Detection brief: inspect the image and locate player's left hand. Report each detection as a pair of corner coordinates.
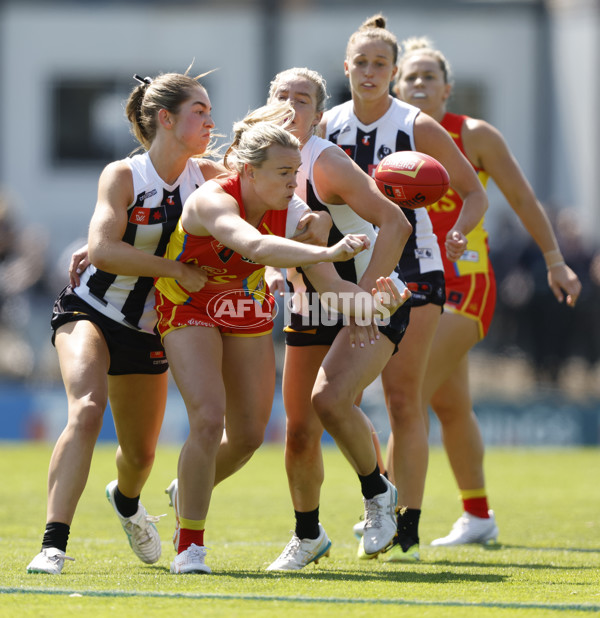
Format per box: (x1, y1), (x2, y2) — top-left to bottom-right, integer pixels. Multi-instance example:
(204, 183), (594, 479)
(265, 266), (286, 296)
(547, 263), (581, 307)
(347, 318), (379, 349)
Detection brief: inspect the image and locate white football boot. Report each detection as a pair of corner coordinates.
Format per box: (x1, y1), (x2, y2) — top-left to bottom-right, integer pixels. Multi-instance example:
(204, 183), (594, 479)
(361, 475), (398, 556)
(266, 524), (331, 571)
(27, 548), (74, 574)
(170, 543), (211, 574)
(431, 510), (499, 546)
(106, 480), (162, 564)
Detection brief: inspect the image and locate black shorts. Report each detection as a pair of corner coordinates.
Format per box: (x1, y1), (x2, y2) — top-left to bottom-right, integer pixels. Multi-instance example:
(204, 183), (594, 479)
(51, 286), (168, 376)
(405, 270), (446, 309)
(284, 299), (411, 353)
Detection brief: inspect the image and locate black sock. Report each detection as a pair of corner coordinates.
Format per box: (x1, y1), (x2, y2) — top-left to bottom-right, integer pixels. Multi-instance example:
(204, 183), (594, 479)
(397, 508), (421, 550)
(114, 486), (140, 518)
(294, 507), (320, 540)
(41, 522), (70, 553)
(358, 464), (387, 499)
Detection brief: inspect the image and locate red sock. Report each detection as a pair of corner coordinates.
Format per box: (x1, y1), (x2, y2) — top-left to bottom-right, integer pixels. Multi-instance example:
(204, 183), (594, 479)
(462, 495), (490, 519)
(178, 528), (205, 553)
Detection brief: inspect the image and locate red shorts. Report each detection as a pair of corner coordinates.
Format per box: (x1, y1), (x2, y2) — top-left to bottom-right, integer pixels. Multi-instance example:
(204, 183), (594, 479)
(443, 270), (496, 339)
(155, 290), (275, 339)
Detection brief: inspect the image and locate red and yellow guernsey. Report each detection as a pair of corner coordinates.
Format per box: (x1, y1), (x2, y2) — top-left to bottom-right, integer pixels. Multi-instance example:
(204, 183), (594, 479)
(155, 174), (293, 316)
(427, 112), (491, 279)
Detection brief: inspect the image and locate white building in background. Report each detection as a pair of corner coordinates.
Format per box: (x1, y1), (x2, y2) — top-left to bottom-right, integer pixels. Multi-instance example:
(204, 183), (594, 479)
(0, 0), (598, 271)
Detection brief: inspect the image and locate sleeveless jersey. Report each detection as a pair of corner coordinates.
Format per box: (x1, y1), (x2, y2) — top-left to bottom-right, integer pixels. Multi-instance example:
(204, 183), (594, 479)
(74, 153), (206, 334)
(426, 112), (491, 278)
(325, 99), (443, 281)
(286, 135), (405, 327)
(155, 174), (309, 310)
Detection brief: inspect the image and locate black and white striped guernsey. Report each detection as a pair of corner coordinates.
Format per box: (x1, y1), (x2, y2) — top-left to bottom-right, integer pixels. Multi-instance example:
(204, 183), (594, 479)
(74, 153), (206, 334)
(324, 99), (443, 282)
(286, 134), (406, 322)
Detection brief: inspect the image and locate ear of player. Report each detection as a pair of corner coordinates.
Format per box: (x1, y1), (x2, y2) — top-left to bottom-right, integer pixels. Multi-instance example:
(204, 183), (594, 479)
(374, 151), (450, 209)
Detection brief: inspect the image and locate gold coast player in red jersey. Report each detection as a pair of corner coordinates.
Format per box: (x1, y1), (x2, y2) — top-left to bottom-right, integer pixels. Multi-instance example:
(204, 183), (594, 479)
(394, 37), (581, 545)
(157, 104), (409, 574)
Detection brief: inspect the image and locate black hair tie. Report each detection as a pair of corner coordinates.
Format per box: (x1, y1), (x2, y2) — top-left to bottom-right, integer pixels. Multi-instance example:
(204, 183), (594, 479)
(133, 74), (153, 86)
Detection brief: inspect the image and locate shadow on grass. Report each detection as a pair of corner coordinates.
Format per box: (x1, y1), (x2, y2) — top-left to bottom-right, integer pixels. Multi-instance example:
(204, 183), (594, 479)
(156, 568), (509, 584)
(493, 543), (600, 554)
(430, 559), (597, 571)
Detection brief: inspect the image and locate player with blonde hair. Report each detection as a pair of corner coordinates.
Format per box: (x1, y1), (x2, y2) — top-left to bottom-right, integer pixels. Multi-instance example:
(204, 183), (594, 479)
(156, 103), (409, 574)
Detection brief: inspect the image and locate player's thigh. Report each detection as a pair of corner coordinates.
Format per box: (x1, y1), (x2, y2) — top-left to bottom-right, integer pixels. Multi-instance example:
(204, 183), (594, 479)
(222, 333), (275, 433)
(317, 326), (394, 404)
(382, 303), (441, 398)
(108, 372), (168, 451)
(163, 326), (226, 426)
(423, 311), (479, 405)
(54, 320), (110, 407)
(282, 345), (328, 430)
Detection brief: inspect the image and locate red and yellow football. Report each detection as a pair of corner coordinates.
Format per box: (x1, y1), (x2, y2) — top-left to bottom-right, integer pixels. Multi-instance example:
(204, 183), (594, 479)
(374, 151), (450, 209)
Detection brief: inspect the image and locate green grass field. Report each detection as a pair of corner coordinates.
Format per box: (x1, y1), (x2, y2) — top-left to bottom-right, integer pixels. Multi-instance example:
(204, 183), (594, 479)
(1, 442), (598, 617)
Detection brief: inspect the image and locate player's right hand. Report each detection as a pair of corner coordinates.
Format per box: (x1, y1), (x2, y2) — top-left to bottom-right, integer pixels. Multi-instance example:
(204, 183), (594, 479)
(329, 234), (370, 262)
(69, 244), (90, 287)
(372, 276), (411, 317)
(177, 262), (208, 292)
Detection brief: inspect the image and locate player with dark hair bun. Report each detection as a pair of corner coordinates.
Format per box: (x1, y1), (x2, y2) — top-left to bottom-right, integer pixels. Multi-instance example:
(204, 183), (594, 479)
(323, 14), (488, 561)
(27, 70), (219, 574)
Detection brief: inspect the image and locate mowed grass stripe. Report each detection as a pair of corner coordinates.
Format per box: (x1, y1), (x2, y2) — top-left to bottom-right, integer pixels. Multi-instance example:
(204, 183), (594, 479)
(2, 587), (600, 612)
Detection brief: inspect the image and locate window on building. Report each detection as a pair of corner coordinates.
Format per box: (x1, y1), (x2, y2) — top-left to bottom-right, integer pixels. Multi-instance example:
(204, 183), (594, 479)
(51, 78), (139, 165)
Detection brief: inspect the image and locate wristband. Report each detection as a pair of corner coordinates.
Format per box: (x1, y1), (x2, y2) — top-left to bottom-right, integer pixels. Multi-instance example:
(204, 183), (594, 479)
(543, 249), (564, 270)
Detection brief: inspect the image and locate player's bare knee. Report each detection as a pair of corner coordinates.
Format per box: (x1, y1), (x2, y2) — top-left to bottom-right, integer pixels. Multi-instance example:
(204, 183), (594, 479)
(188, 411), (224, 446)
(120, 448), (155, 471)
(311, 387), (348, 428)
(230, 426), (265, 456)
(68, 399), (105, 437)
(286, 424), (321, 454)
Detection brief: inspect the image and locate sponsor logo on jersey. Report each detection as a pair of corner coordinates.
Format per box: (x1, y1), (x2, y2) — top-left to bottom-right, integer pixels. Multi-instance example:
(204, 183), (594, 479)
(414, 248), (434, 260)
(407, 281), (432, 295)
(458, 250), (480, 263)
(341, 145), (356, 159)
(201, 265), (228, 277)
(447, 290), (463, 305)
(211, 240), (235, 263)
(139, 189), (157, 201)
(129, 205), (167, 225)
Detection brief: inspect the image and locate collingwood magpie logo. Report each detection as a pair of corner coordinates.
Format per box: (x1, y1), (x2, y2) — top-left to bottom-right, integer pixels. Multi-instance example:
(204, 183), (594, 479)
(377, 145), (392, 160)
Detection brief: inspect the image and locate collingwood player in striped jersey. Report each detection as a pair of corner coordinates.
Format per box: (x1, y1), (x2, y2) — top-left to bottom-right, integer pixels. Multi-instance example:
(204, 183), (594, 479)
(264, 68), (413, 571)
(323, 15), (488, 561)
(27, 71), (219, 575)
